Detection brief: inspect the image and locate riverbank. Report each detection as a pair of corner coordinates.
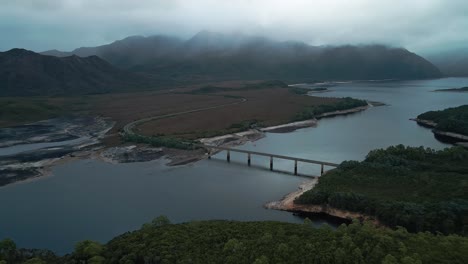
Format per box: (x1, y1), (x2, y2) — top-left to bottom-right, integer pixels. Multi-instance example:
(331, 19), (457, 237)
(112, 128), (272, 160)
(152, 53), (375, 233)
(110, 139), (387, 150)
(411, 118), (468, 143)
(264, 179), (381, 225)
(201, 103), (374, 144)
(0, 101), (377, 187)
(0, 117), (116, 187)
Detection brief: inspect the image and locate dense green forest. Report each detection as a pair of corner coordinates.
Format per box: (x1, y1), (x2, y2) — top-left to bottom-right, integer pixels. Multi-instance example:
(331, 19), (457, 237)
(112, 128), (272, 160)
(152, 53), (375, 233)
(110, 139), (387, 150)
(293, 97), (368, 121)
(296, 145), (468, 235)
(417, 105), (468, 135)
(185, 80), (289, 95)
(2, 217), (468, 263)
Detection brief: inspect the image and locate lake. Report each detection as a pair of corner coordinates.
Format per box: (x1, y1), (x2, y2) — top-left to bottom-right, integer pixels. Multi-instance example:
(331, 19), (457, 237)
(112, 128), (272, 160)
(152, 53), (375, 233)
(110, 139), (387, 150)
(1, 77), (467, 254)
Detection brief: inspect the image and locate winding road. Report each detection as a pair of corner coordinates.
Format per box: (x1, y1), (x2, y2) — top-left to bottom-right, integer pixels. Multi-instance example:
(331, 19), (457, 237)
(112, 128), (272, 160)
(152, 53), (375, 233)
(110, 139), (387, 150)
(123, 97), (247, 136)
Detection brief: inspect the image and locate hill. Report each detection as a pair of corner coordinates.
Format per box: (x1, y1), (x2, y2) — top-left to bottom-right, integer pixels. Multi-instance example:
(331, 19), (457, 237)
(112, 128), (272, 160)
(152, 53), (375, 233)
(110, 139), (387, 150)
(417, 105), (468, 136)
(425, 48), (468, 76)
(2, 219), (468, 263)
(0, 49), (151, 96)
(439, 58), (468, 77)
(42, 31), (443, 82)
(296, 145), (468, 235)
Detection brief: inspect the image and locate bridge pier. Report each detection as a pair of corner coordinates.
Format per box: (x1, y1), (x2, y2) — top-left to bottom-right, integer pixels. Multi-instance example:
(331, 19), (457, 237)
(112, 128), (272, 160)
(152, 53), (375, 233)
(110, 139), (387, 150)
(201, 144), (338, 176)
(294, 160), (298, 175)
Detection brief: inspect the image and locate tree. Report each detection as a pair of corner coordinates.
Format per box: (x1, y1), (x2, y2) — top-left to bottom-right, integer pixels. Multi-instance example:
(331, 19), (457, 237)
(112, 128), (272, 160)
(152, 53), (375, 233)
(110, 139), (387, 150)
(253, 255), (269, 264)
(74, 240), (104, 263)
(0, 238), (16, 262)
(151, 215), (171, 227)
(23, 258), (47, 264)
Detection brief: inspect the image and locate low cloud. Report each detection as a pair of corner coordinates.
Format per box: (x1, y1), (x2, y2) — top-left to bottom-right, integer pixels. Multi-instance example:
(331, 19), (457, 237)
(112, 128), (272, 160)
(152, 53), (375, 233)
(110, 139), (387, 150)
(1, 0), (467, 53)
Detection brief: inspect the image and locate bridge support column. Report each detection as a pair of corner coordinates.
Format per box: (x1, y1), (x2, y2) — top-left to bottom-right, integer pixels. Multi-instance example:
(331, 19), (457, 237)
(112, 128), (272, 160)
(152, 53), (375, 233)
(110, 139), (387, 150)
(294, 160), (298, 175)
(270, 156), (273, 171)
(227, 150), (231, 163)
(208, 149), (211, 159)
(247, 153), (251, 166)
(321, 164), (324, 176)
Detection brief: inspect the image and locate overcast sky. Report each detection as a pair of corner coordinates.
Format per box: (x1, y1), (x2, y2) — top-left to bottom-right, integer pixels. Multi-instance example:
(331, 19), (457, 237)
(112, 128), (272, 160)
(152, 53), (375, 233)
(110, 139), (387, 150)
(1, 0), (467, 54)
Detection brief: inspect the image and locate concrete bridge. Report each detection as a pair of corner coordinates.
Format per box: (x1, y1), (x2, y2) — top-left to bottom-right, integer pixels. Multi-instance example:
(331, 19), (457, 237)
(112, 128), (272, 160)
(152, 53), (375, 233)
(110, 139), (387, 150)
(202, 145), (340, 176)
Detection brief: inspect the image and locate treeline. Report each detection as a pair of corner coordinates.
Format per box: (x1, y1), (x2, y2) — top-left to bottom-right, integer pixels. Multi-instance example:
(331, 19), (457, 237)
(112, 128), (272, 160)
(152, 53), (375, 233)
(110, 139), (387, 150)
(417, 105), (468, 135)
(435, 87), (468, 92)
(185, 80), (288, 95)
(296, 145), (468, 235)
(123, 133), (198, 150)
(294, 97), (368, 121)
(2, 217), (468, 264)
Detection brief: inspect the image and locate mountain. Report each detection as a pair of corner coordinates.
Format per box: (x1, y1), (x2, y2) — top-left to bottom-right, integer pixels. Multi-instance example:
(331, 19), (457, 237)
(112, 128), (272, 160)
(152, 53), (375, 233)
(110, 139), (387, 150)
(424, 48), (468, 77)
(444, 59), (468, 76)
(0, 49), (151, 96)
(42, 32), (443, 82)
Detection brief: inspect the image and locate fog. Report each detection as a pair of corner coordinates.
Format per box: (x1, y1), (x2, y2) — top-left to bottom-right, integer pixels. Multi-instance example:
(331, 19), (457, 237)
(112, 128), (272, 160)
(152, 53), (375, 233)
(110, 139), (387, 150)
(1, 0), (468, 53)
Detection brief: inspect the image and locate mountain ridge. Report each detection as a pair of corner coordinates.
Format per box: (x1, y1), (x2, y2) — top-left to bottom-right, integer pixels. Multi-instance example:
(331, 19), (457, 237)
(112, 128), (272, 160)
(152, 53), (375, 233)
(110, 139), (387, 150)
(0, 48), (152, 96)
(41, 32), (443, 82)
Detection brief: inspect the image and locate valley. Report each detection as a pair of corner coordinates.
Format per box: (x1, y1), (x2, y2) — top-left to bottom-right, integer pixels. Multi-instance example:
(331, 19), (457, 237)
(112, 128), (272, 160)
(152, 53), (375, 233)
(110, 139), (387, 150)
(1, 77), (467, 255)
(3, 1), (468, 263)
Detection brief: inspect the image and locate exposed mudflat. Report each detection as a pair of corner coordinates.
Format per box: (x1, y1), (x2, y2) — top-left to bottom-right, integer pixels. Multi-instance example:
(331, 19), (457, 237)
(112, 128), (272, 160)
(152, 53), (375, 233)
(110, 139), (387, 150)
(100, 145), (164, 164)
(0, 117), (115, 187)
(0, 103), (377, 187)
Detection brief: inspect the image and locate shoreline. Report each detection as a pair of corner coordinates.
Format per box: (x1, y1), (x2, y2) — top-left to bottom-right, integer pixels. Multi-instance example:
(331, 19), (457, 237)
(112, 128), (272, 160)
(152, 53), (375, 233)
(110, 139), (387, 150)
(0, 103), (376, 187)
(411, 118), (468, 143)
(264, 179), (381, 225)
(201, 103), (374, 144)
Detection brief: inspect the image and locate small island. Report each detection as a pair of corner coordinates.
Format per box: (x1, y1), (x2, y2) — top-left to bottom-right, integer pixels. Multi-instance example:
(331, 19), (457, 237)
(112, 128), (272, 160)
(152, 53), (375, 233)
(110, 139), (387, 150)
(434, 86), (468, 92)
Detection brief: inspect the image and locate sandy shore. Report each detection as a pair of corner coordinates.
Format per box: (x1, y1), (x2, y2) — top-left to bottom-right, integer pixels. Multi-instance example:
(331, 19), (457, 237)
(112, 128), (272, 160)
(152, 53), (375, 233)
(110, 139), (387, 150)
(264, 178), (381, 224)
(201, 103), (374, 141)
(261, 120), (317, 133)
(410, 118), (437, 128)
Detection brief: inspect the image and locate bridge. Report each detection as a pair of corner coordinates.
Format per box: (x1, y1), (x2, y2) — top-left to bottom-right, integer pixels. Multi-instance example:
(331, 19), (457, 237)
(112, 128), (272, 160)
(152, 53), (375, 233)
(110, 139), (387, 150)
(202, 145), (340, 176)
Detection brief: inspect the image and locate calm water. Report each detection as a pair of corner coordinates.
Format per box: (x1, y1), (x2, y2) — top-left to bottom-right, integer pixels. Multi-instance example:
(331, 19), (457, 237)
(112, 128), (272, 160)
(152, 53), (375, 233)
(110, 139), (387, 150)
(1, 78), (467, 254)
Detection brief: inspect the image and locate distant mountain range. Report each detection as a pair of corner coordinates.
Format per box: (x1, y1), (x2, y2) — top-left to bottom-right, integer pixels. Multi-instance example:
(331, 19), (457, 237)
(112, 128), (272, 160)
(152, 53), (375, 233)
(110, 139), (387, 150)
(425, 48), (468, 77)
(1, 32), (444, 97)
(42, 31), (442, 82)
(0, 49), (152, 96)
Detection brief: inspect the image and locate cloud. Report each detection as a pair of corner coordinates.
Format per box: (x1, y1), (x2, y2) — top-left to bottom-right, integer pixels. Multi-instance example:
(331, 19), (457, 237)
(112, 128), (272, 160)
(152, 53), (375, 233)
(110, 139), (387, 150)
(1, 0), (467, 53)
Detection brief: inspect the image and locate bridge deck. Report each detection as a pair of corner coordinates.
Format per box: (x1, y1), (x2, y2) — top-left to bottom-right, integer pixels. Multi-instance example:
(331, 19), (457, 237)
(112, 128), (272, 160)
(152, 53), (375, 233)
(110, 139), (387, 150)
(201, 145), (339, 167)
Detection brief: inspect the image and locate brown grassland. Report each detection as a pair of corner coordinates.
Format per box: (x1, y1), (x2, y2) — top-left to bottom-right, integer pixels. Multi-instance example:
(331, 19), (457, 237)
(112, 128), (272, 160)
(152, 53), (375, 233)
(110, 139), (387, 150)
(0, 80), (345, 144)
(137, 88), (340, 139)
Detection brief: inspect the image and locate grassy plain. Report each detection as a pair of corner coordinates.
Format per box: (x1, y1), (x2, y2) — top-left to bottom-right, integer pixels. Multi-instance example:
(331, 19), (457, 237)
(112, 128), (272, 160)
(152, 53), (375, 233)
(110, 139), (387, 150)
(1, 80), (363, 144)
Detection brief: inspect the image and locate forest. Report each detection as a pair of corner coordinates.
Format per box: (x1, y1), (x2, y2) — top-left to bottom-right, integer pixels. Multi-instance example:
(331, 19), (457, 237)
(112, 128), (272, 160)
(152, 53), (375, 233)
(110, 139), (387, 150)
(296, 145), (468, 235)
(2, 217), (468, 264)
(293, 97), (368, 121)
(417, 105), (468, 135)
